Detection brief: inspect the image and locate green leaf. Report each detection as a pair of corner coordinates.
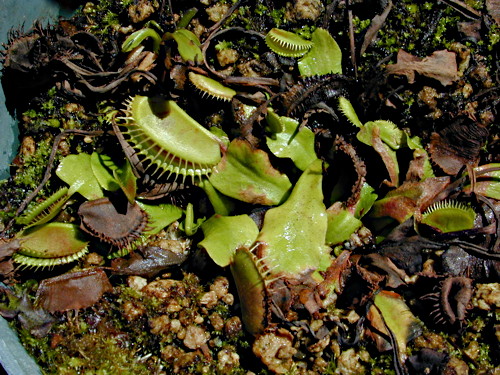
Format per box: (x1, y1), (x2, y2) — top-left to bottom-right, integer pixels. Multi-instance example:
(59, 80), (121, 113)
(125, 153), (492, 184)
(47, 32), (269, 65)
(113, 159), (137, 204)
(256, 159), (331, 277)
(90, 153), (121, 192)
(370, 291), (422, 363)
(137, 201), (183, 235)
(358, 121), (404, 150)
(338, 97), (363, 128)
(265, 28), (313, 57)
(326, 205), (362, 246)
(199, 214), (259, 267)
(56, 154), (103, 200)
(164, 29), (202, 63)
(198, 178), (235, 216)
(472, 163), (500, 200)
(209, 139), (292, 205)
(298, 28), (342, 76)
(122, 28), (161, 53)
(266, 109), (319, 171)
(354, 183), (378, 219)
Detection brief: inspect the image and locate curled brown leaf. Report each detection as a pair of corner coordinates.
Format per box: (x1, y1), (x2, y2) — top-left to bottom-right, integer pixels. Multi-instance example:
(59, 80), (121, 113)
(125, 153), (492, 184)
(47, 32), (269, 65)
(386, 49), (459, 86)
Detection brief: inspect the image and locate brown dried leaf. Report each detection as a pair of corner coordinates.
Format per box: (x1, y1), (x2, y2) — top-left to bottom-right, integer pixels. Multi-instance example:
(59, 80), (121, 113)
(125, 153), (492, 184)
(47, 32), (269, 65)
(386, 49), (459, 86)
(0, 239), (19, 260)
(35, 268), (112, 312)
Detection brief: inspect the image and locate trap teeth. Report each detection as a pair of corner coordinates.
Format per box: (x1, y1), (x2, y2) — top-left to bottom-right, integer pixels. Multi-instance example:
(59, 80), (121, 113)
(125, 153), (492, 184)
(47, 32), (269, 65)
(115, 95), (223, 184)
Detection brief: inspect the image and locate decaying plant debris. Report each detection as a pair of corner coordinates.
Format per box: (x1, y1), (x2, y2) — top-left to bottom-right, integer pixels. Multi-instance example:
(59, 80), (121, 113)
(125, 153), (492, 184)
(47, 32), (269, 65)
(0, 0), (499, 374)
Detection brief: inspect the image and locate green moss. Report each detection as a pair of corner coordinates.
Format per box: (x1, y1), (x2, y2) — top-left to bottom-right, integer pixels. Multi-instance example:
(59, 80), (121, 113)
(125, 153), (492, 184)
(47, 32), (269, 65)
(488, 23), (499, 50)
(353, 17), (371, 33)
(215, 40), (234, 51)
(464, 0), (483, 9)
(406, 3), (418, 14)
(270, 7), (287, 27)
(13, 138), (53, 189)
(294, 24), (316, 40)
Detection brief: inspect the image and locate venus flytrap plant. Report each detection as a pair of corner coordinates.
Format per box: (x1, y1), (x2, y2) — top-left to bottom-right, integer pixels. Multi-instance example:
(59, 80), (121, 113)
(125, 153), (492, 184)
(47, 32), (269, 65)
(199, 160), (331, 333)
(338, 97), (434, 187)
(16, 187), (71, 228)
(188, 72), (236, 102)
(113, 95), (224, 185)
(11, 149), (187, 267)
(419, 200), (476, 233)
(298, 28), (342, 77)
(265, 28), (313, 57)
(164, 29), (203, 64)
(122, 27), (162, 54)
(265, 108), (318, 171)
(13, 223), (90, 268)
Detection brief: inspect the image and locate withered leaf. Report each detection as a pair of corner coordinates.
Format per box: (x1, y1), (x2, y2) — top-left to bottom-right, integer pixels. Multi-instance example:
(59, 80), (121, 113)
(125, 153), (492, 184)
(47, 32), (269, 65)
(0, 238), (19, 260)
(35, 268), (112, 312)
(361, 253), (408, 289)
(386, 49), (459, 86)
(110, 246), (188, 278)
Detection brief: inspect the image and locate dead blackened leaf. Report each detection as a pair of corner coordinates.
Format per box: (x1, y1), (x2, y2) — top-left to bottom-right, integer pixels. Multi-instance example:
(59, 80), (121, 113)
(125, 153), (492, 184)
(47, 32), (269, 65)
(386, 49), (459, 86)
(376, 219), (442, 274)
(111, 246), (188, 278)
(361, 253), (408, 289)
(35, 268), (112, 312)
(407, 348), (449, 374)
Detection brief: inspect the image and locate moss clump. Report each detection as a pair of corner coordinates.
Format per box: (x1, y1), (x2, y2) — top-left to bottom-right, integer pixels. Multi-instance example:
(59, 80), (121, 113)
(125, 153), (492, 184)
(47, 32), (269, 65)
(12, 137), (53, 190)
